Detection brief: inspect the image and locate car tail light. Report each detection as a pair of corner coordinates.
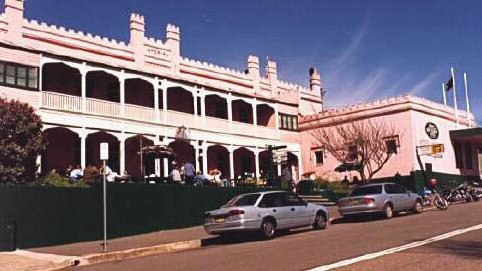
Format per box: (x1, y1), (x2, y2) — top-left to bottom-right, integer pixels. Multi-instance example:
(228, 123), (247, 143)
(362, 197), (375, 204)
(228, 209), (245, 216)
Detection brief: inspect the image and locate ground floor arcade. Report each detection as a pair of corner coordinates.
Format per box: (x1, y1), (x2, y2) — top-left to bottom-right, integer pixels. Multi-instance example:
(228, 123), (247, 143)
(41, 126), (301, 181)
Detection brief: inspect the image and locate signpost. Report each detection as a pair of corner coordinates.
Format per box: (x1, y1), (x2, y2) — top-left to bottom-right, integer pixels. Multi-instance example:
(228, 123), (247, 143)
(266, 145), (287, 187)
(100, 142), (109, 253)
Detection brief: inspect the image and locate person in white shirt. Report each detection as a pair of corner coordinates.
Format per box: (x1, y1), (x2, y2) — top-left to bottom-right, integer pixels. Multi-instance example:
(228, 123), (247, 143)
(69, 165), (83, 182)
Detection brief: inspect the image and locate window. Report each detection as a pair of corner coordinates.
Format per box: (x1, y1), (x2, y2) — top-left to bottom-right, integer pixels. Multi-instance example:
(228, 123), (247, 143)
(314, 150), (324, 165)
(279, 113), (298, 131)
(385, 184), (406, 194)
(350, 185), (382, 196)
(224, 193), (260, 207)
(465, 144), (473, 169)
(0, 61), (39, 90)
(454, 143), (462, 169)
(258, 193), (284, 208)
(282, 193), (305, 206)
(347, 145), (358, 161)
(384, 135), (400, 154)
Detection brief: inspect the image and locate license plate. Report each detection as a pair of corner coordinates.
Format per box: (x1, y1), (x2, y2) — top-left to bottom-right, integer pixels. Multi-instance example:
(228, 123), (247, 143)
(215, 218), (226, 223)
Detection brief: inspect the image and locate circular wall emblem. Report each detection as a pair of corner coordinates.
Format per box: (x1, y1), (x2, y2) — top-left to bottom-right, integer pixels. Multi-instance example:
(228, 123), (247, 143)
(425, 122), (439, 139)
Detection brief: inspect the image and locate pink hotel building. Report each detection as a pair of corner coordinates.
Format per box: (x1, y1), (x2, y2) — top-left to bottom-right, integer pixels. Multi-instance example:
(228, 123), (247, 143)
(0, 0), (324, 181)
(0, 0), (479, 182)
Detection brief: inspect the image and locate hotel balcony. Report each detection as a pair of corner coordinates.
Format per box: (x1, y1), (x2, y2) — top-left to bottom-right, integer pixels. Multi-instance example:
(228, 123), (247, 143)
(41, 91), (279, 139)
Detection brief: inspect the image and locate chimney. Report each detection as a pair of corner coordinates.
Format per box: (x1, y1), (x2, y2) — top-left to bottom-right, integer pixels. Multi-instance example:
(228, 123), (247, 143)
(266, 60), (277, 81)
(166, 24), (180, 58)
(4, 0), (24, 41)
(247, 55), (260, 78)
(309, 67), (322, 93)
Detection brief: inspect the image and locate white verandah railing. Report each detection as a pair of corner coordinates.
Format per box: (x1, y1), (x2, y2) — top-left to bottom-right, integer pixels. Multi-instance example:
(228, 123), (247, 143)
(41, 91), (278, 139)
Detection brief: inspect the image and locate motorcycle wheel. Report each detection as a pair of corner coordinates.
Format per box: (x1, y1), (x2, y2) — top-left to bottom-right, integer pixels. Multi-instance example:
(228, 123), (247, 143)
(434, 196), (449, 210)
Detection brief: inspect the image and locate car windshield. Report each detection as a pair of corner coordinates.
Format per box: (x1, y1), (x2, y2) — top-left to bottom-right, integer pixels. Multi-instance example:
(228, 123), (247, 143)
(350, 185), (383, 196)
(223, 193), (261, 207)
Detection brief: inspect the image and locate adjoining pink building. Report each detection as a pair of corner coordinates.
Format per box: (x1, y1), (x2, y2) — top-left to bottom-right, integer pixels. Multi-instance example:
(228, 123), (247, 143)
(0, 0), (325, 180)
(300, 95), (478, 182)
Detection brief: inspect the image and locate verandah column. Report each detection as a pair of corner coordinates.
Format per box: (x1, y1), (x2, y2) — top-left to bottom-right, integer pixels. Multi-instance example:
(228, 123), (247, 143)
(202, 141), (208, 175)
(195, 142), (200, 173)
(154, 77), (160, 122)
(80, 134), (86, 169)
(252, 98), (258, 126)
(119, 137), (126, 175)
(81, 62), (87, 113)
(228, 146), (234, 180)
(162, 80), (168, 124)
(254, 148), (260, 178)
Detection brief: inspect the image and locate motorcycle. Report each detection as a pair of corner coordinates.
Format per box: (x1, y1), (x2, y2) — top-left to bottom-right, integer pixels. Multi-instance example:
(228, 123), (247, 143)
(468, 181), (482, 201)
(421, 187), (449, 210)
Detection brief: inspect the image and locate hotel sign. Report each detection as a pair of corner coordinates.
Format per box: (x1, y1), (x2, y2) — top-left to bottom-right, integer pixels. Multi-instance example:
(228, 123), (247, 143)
(425, 122), (439, 139)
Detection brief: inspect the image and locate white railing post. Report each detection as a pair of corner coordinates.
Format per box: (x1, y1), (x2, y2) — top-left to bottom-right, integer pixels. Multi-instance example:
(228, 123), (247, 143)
(229, 146), (235, 180)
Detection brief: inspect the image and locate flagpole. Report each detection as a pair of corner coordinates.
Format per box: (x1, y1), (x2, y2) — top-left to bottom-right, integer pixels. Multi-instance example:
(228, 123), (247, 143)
(464, 72), (471, 127)
(451, 67), (459, 127)
(442, 83), (447, 108)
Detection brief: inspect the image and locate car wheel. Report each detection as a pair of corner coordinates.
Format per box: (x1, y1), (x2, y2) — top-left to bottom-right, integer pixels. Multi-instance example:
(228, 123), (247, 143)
(261, 219), (276, 240)
(412, 200), (423, 214)
(313, 212), (327, 230)
(383, 203), (394, 219)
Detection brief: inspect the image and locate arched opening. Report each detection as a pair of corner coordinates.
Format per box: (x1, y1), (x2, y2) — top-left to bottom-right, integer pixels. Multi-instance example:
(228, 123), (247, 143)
(42, 127), (80, 175)
(125, 78), (154, 108)
(205, 94), (227, 119)
(169, 140), (195, 167)
(257, 104), (275, 127)
(86, 71), (119, 103)
(233, 147), (255, 178)
(207, 145), (230, 179)
(42, 63), (81, 96)
(167, 87), (194, 114)
(86, 132), (119, 173)
(125, 135), (154, 178)
(232, 99), (253, 124)
(283, 152), (300, 182)
(259, 150), (270, 176)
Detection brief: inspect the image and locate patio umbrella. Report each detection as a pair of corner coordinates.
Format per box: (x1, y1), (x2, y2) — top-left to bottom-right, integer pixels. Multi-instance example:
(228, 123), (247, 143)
(334, 162), (363, 172)
(139, 145), (176, 159)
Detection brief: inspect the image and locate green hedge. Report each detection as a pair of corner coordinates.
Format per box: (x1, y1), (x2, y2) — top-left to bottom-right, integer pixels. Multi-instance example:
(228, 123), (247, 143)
(0, 183), (270, 250)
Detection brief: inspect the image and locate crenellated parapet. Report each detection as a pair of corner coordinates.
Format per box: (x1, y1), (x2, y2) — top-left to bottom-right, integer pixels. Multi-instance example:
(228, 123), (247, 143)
(300, 94), (475, 129)
(0, 0), (324, 110)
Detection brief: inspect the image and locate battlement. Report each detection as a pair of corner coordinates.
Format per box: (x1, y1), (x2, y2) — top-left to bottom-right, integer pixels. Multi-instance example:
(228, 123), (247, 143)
(302, 94), (475, 124)
(0, 0), (323, 108)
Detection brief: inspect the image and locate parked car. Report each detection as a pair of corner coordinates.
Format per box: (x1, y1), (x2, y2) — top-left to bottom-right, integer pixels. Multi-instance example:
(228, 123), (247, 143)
(338, 183), (422, 219)
(204, 191), (329, 239)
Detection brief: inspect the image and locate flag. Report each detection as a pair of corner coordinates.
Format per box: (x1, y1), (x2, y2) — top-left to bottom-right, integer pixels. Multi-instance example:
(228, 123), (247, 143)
(445, 77), (453, 91)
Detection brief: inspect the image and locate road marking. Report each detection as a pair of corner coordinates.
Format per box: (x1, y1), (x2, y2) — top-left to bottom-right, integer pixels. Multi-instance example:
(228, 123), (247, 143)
(309, 223), (482, 271)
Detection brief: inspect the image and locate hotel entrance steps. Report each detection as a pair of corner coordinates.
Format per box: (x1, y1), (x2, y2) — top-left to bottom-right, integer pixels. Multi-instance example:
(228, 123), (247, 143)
(299, 195), (336, 206)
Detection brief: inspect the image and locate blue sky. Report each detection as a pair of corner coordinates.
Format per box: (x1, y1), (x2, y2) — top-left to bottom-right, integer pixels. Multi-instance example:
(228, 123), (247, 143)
(22, 0), (482, 119)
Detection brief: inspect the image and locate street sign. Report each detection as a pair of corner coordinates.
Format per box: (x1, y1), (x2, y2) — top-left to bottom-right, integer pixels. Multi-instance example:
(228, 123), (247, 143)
(417, 144), (444, 156)
(273, 150), (288, 164)
(100, 142), (109, 160)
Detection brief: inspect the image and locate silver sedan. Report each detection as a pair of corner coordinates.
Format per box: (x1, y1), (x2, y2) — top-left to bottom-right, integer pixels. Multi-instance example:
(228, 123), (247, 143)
(204, 191), (329, 239)
(338, 183), (423, 219)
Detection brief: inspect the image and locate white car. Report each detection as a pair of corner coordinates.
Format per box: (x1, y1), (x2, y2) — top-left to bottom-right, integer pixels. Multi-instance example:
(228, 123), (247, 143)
(204, 191), (329, 239)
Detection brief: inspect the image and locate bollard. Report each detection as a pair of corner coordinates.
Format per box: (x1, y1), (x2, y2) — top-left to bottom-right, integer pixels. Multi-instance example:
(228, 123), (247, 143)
(5, 220), (18, 251)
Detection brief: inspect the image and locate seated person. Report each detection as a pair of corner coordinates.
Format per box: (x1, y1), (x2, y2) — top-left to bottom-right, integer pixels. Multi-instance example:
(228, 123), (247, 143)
(69, 165), (83, 182)
(193, 171), (209, 186)
(101, 164), (117, 182)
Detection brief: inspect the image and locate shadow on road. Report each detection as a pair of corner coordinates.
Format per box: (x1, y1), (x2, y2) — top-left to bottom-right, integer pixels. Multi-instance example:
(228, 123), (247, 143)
(330, 214), (386, 224)
(200, 228), (315, 246)
(424, 240), (482, 259)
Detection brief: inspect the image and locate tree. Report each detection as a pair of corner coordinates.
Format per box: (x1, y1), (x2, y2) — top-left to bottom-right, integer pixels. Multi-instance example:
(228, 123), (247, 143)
(0, 97), (45, 184)
(311, 118), (399, 181)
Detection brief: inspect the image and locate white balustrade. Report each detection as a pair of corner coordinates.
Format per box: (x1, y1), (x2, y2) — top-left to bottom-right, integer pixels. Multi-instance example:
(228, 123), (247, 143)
(124, 104), (156, 122)
(86, 98), (120, 117)
(204, 116), (230, 132)
(257, 125), (277, 139)
(167, 110), (198, 128)
(231, 121), (256, 136)
(42, 91), (82, 112)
